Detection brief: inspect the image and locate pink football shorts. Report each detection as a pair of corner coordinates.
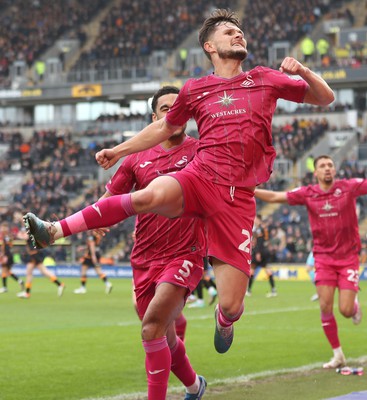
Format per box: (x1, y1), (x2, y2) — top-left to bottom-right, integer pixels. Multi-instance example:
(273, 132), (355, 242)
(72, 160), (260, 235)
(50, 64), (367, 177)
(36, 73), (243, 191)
(133, 253), (204, 320)
(171, 164), (256, 276)
(315, 255), (360, 291)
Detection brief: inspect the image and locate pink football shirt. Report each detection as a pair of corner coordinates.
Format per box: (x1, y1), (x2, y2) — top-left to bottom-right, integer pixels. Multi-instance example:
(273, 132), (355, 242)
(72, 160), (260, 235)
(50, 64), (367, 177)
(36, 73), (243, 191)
(165, 66), (308, 187)
(287, 179), (367, 263)
(106, 136), (206, 269)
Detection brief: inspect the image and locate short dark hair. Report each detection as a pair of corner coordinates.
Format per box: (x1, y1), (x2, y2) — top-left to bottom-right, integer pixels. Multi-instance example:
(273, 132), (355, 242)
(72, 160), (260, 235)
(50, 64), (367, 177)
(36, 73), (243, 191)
(313, 155), (333, 169)
(198, 9), (241, 60)
(151, 86), (180, 114)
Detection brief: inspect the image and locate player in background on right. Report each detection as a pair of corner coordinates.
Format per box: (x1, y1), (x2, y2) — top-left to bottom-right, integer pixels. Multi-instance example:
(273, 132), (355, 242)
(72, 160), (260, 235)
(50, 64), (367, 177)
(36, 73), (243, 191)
(255, 155), (363, 369)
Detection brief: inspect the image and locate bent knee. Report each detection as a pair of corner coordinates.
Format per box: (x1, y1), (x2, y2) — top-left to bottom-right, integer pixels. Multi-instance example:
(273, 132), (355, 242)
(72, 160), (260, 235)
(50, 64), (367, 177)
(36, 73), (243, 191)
(220, 301), (244, 320)
(133, 189), (156, 210)
(141, 321), (160, 341)
(339, 307), (354, 318)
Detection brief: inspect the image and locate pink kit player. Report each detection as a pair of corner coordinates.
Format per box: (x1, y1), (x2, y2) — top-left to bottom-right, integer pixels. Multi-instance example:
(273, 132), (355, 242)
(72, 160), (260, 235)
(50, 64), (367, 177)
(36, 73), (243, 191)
(255, 155), (363, 369)
(24, 8), (334, 368)
(99, 86), (207, 399)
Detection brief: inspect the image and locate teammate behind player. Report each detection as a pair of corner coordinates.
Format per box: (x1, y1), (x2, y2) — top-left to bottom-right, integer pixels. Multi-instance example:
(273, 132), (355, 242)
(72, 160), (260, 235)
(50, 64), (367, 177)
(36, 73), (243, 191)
(255, 155), (363, 369)
(74, 231), (112, 294)
(96, 86), (206, 399)
(130, 229), (188, 341)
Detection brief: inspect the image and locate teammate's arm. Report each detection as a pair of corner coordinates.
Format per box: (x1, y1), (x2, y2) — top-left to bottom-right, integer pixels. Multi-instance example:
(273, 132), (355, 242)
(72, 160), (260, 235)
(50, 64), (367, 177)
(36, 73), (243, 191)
(96, 118), (180, 170)
(254, 189), (288, 203)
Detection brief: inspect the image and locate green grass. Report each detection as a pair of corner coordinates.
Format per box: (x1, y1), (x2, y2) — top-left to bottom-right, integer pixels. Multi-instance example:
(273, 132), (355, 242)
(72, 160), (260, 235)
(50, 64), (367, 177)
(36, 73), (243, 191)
(1, 278), (366, 400)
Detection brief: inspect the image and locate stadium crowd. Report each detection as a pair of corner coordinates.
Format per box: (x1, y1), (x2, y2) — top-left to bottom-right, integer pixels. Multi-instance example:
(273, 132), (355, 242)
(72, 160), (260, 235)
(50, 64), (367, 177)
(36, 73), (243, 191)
(73, 0), (236, 72)
(0, 0), (362, 88)
(0, 0), (105, 88)
(0, 128), (135, 264)
(0, 108), (365, 267)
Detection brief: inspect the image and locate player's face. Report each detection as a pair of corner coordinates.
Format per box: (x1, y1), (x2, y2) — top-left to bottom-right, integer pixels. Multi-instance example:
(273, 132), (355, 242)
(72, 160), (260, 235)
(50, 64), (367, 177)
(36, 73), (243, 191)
(314, 158), (336, 184)
(209, 22), (247, 61)
(152, 93), (186, 137)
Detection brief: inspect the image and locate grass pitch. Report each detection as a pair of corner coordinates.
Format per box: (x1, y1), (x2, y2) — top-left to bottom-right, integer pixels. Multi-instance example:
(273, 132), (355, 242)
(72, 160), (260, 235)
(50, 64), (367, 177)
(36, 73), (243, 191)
(1, 278), (366, 400)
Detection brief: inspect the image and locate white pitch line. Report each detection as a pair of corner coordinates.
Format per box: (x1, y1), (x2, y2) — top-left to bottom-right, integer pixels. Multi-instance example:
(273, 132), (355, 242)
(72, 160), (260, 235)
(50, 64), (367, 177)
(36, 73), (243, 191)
(116, 305), (319, 326)
(81, 355), (367, 400)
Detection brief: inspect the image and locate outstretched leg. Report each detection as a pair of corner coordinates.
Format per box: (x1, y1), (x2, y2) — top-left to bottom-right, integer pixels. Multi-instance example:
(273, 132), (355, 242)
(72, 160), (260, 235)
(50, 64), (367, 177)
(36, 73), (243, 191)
(24, 176), (183, 249)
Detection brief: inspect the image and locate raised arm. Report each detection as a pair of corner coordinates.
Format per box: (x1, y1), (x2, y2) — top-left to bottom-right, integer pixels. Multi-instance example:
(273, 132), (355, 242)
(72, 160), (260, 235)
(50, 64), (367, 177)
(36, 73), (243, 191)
(96, 118), (179, 170)
(254, 189), (288, 203)
(279, 57), (334, 106)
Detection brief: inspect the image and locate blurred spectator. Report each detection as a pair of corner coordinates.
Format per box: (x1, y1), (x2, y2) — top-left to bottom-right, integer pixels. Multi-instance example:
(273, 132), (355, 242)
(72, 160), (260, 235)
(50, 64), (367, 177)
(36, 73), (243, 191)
(179, 48), (188, 75)
(301, 35), (315, 63)
(35, 60), (45, 82)
(316, 37), (330, 65)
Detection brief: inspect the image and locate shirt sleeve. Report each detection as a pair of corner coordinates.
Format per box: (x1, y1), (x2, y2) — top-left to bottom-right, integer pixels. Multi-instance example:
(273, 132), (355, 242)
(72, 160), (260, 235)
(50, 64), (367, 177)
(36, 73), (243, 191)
(287, 186), (307, 206)
(348, 178), (367, 197)
(165, 80), (192, 126)
(266, 68), (308, 103)
(105, 156), (135, 195)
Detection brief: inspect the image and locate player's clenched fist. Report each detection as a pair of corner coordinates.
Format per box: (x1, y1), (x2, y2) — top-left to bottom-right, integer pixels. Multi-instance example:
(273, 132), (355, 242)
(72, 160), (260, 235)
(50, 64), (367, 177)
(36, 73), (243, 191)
(279, 57), (306, 76)
(95, 148), (119, 170)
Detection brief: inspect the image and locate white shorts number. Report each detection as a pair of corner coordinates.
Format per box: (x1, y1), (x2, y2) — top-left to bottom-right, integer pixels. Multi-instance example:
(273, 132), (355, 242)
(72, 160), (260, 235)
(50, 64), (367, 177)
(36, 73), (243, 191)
(174, 260), (193, 282)
(346, 269), (359, 284)
(238, 229), (251, 253)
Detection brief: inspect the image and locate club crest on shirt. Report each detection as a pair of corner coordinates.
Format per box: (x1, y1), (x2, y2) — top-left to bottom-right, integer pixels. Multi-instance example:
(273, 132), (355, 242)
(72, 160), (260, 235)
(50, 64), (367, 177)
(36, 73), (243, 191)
(240, 75), (255, 87)
(333, 188), (342, 197)
(156, 155), (190, 176)
(175, 155), (188, 168)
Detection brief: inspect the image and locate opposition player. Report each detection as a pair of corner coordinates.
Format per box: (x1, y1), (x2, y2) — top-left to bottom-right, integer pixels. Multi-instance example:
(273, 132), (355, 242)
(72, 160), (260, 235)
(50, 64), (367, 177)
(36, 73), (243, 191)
(189, 257), (217, 308)
(24, 9), (334, 356)
(247, 214), (277, 298)
(17, 238), (65, 298)
(97, 86), (206, 399)
(0, 222), (24, 294)
(306, 251), (319, 302)
(74, 231), (113, 294)
(255, 155), (363, 369)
